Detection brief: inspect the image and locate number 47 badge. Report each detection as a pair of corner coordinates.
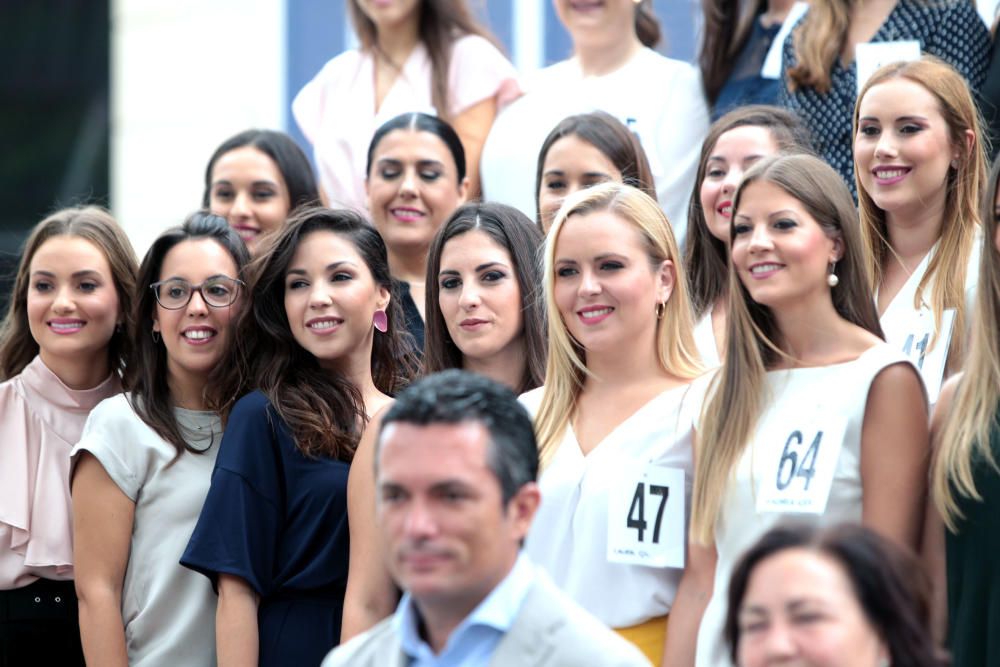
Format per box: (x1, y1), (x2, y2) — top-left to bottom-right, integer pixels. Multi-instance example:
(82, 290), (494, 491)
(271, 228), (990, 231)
(607, 465), (686, 568)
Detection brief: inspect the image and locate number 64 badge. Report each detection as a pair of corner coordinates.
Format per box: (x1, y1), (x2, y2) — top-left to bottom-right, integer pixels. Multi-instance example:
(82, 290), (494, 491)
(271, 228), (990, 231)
(607, 464), (685, 568)
(755, 415), (848, 515)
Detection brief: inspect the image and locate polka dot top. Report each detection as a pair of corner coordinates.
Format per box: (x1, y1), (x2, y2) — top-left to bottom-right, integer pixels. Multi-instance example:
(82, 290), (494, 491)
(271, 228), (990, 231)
(778, 0), (990, 195)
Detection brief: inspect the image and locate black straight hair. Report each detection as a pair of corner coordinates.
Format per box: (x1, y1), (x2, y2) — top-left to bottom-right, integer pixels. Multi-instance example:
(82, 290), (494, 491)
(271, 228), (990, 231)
(365, 112), (466, 184)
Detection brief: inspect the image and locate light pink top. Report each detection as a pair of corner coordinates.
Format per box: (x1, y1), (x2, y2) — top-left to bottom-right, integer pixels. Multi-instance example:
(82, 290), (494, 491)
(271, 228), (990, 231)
(292, 35), (521, 213)
(0, 355), (120, 589)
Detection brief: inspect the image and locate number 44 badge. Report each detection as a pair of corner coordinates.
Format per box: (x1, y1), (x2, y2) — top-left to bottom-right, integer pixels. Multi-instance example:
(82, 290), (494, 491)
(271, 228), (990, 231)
(755, 416), (848, 515)
(607, 465), (685, 568)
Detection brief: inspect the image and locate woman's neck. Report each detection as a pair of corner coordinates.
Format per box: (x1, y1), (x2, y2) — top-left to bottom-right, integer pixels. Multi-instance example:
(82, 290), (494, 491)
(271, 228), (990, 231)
(583, 331), (673, 390)
(769, 291), (854, 366)
(388, 248), (429, 285)
(40, 349), (110, 390)
(374, 18), (420, 66)
(575, 33), (643, 77)
(884, 203), (945, 269)
(167, 365), (210, 411)
(321, 342), (383, 413)
(462, 341), (528, 392)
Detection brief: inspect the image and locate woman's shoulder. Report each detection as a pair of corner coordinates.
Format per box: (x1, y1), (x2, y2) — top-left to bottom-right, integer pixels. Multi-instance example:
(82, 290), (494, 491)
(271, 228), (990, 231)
(451, 33), (508, 60)
(517, 385), (546, 417)
(311, 48), (368, 82)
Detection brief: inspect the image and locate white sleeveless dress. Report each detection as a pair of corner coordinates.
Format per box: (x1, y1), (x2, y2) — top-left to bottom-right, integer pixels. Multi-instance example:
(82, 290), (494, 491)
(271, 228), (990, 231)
(520, 381), (707, 628)
(695, 343), (915, 667)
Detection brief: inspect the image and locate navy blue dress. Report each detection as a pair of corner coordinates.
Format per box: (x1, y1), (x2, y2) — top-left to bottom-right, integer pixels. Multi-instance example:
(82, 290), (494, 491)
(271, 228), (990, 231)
(712, 16), (782, 121)
(181, 391), (350, 666)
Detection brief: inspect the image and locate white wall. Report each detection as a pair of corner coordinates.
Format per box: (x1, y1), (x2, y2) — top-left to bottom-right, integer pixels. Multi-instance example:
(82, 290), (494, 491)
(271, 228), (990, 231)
(111, 0), (287, 255)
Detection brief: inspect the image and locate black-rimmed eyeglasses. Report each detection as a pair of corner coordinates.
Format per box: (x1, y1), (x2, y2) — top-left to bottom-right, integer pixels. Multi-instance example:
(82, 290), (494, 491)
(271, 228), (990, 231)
(150, 277), (244, 310)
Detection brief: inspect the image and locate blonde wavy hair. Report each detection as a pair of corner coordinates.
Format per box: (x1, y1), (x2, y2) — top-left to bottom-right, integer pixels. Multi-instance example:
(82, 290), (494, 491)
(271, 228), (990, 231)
(690, 155), (882, 543)
(534, 182), (703, 468)
(932, 155), (1000, 531)
(854, 56), (985, 364)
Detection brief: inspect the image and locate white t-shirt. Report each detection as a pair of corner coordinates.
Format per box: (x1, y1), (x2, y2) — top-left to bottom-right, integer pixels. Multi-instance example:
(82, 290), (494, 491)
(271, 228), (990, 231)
(71, 394), (221, 667)
(292, 35), (521, 212)
(481, 48), (709, 246)
(519, 382), (705, 628)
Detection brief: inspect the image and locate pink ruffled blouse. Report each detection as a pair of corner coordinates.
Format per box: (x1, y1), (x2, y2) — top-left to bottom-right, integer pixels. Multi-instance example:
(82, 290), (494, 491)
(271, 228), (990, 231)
(0, 356), (120, 589)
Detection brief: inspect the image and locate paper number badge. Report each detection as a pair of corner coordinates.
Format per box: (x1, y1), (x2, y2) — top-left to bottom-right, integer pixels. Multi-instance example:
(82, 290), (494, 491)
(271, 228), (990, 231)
(607, 465), (685, 568)
(755, 416), (848, 515)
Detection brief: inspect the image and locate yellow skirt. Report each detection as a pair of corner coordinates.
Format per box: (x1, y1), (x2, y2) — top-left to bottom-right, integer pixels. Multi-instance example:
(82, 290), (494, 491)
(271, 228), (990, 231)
(615, 614), (668, 665)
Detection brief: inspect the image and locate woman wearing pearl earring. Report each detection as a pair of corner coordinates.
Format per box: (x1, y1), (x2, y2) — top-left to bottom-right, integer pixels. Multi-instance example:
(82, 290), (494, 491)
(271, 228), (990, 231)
(664, 154), (929, 667)
(853, 57), (985, 406)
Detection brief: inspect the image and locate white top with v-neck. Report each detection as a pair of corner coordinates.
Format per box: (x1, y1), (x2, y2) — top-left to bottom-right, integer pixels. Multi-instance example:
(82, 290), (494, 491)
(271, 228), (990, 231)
(519, 382), (704, 628)
(877, 234), (980, 403)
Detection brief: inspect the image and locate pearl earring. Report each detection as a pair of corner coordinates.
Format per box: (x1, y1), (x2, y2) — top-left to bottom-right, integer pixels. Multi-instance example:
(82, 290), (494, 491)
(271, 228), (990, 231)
(827, 262), (839, 288)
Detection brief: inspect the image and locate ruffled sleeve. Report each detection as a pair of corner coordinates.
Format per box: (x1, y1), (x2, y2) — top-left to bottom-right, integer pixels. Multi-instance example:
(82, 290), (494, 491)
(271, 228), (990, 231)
(181, 391), (283, 596)
(0, 357), (119, 587)
(447, 34), (521, 115)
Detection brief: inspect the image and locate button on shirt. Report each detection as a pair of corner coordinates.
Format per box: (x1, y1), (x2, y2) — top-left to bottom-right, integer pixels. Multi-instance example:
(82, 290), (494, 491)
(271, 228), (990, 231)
(396, 554), (535, 667)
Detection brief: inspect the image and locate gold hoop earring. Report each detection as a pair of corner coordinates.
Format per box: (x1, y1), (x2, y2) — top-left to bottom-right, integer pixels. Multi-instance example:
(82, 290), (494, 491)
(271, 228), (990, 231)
(655, 302), (665, 320)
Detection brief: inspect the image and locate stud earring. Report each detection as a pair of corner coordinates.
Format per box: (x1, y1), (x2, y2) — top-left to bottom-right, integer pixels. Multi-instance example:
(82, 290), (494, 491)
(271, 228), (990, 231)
(373, 309), (388, 333)
(827, 262), (839, 288)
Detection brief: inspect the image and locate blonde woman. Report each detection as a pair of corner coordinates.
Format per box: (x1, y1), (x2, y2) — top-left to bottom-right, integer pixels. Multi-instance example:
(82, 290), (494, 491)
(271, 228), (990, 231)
(518, 182), (703, 665)
(854, 57), (986, 405)
(664, 154), (929, 667)
(924, 154), (1000, 667)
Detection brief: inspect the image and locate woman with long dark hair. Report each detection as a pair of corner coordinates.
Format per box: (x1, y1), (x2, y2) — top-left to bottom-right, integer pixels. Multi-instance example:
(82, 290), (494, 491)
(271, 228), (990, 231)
(292, 0), (517, 207)
(72, 213), (249, 666)
(181, 207), (418, 666)
(202, 129), (320, 254)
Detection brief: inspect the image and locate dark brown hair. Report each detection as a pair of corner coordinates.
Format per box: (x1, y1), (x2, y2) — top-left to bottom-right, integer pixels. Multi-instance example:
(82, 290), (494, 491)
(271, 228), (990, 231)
(699, 0), (765, 104)
(684, 105), (814, 318)
(348, 0), (499, 120)
(423, 202), (546, 393)
(233, 207), (419, 460)
(130, 212), (250, 456)
(725, 523), (947, 667)
(534, 111), (656, 227)
(633, 0), (662, 48)
(0, 206), (137, 382)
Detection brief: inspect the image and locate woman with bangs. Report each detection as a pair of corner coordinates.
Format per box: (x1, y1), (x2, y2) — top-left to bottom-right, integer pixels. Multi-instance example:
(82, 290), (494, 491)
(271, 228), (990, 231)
(854, 56), (986, 406)
(923, 154), (1000, 667)
(519, 182), (703, 664)
(684, 105), (813, 367)
(663, 154), (929, 667)
(181, 208), (418, 666)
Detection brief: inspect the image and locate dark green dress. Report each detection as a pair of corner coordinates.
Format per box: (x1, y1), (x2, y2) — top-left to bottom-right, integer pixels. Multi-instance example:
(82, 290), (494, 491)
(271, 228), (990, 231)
(946, 424), (1000, 667)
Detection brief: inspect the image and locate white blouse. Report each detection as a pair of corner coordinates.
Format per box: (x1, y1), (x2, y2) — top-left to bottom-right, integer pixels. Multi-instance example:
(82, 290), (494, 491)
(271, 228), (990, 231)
(520, 382), (705, 628)
(481, 48), (709, 245)
(693, 312), (722, 369)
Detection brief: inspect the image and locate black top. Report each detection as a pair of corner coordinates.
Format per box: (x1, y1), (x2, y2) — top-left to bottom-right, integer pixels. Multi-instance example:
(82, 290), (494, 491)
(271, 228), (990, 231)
(945, 418), (1000, 667)
(713, 15), (782, 121)
(181, 391), (350, 666)
(398, 280), (424, 354)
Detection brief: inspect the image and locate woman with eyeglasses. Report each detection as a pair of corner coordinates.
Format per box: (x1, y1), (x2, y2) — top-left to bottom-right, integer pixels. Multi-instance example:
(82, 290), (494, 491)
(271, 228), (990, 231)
(71, 213), (249, 667)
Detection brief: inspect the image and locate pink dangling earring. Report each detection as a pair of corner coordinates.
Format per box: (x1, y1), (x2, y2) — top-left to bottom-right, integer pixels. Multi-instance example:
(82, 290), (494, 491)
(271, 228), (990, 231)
(373, 309), (388, 333)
